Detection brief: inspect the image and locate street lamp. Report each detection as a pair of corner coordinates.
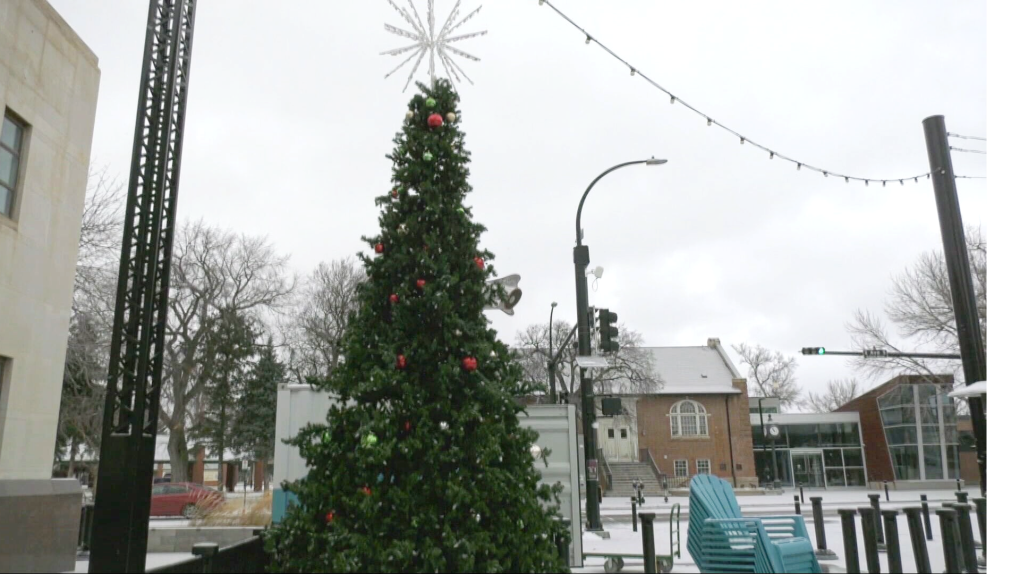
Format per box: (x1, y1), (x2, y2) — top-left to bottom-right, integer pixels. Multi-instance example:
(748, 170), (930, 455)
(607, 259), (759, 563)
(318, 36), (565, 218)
(548, 302), (558, 404)
(574, 157), (667, 531)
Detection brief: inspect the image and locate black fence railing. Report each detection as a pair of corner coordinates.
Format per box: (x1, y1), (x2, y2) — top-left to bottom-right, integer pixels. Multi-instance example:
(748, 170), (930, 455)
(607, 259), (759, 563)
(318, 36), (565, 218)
(146, 535), (269, 574)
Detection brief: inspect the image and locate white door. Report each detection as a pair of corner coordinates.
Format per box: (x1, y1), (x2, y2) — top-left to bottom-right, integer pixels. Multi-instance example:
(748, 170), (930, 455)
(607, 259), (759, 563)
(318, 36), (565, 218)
(598, 417), (636, 462)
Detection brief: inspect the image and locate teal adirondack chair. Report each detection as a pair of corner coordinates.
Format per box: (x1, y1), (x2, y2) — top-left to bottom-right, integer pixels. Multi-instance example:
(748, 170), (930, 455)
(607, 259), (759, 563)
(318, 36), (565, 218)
(687, 475), (822, 574)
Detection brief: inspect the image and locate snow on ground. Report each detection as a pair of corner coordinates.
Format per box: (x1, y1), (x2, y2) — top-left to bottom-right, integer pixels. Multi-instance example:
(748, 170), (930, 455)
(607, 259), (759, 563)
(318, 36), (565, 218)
(573, 490), (985, 573)
(70, 553), (194, 573)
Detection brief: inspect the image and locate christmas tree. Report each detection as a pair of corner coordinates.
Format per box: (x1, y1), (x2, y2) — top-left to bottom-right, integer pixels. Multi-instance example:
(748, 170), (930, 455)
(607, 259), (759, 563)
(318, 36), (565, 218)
(265, 80), (568, 573)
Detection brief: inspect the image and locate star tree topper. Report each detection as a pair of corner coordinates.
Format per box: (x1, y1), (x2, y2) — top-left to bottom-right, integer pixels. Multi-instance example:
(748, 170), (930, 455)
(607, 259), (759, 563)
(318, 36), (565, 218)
(382, 0), (487, 91)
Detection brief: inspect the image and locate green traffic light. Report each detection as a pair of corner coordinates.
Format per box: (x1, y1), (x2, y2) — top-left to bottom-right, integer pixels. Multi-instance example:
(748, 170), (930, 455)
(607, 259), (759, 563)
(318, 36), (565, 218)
(818, 347), (825, 355)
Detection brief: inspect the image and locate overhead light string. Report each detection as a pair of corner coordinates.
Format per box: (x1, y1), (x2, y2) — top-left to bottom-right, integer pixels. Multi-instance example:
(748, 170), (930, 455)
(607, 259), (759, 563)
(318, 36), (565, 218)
(947, 133), (986, 142)
(536, 0), (936, 187)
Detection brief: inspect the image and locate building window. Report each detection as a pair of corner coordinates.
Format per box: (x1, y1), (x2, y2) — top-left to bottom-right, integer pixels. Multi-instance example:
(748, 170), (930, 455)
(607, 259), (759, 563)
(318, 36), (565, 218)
(697, 459), (711, 475)
(669, 400), (709, 437)
(674, 459), (688, 478)
(879, 383), (958, 481)
(1, 112), (27, 218)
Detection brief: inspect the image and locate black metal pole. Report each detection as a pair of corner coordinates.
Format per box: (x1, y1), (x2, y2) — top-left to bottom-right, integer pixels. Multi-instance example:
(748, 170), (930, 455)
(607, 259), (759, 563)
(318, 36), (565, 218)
(973, 497), (986, 560)
(936, 508), (964, 574)
(839, 509), (861, 574)
(903, 508), (932, 574)
(639, 513), (657, 573)
(881, 510), (902, 573)
(920, 494), (933, 541)
(953, 504), (979, 573)
(858, 507), (882, 573)
(573, 160), (653, 531)
(884, 481), (890, 502)
(794, 495), (801, 515)
(632, 497), (638, 532)
(868, 494), (886, 547)
(810, 497), (833, 557)
(548, 303), (557, 403)
(923, 115), (988, 497)
(957, 478), (963, 493)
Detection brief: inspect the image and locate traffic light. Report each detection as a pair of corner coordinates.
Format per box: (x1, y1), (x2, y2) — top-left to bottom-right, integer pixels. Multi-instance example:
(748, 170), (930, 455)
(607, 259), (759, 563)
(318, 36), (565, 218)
(598, 309), (620, 353)
(801, 347), (826, 355)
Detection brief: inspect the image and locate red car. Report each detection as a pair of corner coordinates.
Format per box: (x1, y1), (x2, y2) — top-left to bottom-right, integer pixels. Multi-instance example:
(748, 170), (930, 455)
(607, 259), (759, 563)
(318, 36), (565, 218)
(150, 482), (224, 518)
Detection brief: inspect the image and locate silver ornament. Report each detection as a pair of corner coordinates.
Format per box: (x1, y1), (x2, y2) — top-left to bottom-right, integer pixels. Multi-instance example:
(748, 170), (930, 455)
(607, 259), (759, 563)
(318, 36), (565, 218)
(440, 421), (449, 431)
(530, 444), (543, 459)
(446, 112), (457, 122)
(405, 110), (414, 120)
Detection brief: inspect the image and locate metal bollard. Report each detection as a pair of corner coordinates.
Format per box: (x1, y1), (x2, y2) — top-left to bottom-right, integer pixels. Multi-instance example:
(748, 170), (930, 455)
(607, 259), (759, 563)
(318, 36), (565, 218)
(632, 497), (638, 532)
(920, 494), (933, 541)
(794, 495), (801, 515)
(663, 480), (669, 504)
(192, 542), (219, 574)
(884, 481), (890, 502)
(838, 509), (861, 574)
(903, 508), (932, 574)
(858, 507), (881, 573)
(881, 510), (902, 573)
(953, 503), (979, 573)
(639, 512), (657, 573)
(973, 497), (986, 560)
(936, 509), (964, 574)
(810, 497), (837, 560)
(800, 484), (805, 503)
(868, 493), (886, 547)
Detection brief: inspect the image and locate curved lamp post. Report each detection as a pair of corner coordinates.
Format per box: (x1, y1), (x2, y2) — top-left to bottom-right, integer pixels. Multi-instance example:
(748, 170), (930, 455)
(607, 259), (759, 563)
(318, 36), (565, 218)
(548, 302), (558, 403)
(574, 157), (667, 531)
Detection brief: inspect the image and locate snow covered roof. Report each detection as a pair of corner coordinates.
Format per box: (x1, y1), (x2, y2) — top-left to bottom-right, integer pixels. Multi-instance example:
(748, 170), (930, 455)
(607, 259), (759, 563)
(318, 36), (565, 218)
(643, 341), (744, 396)
(948, 381), (986, 398)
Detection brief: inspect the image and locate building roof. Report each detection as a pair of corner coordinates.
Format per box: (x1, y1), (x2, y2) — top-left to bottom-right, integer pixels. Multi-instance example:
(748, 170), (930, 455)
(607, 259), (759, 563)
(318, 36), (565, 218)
(834, 373), (955, 412)
(642, 341), (744, 396)
(948, 381), (986, 398)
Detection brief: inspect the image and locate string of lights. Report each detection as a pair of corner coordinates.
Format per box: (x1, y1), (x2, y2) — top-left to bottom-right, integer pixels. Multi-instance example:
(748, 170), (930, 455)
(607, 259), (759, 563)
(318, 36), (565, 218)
(947, 133), (986, 142)
(954, 175), (986, 179)
(536, 0), (939, 187)
(950, 146), (986, 155)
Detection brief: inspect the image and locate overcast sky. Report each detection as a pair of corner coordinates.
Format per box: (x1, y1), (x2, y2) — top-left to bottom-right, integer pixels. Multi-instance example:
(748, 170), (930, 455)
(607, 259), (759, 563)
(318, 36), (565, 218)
(49, 0), (987, 404)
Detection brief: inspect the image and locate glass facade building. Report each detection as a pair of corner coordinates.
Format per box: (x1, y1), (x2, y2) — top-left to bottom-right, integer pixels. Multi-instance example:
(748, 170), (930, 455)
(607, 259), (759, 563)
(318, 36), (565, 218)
(877, 383), (961, 481)
(751, 414), (867, 488)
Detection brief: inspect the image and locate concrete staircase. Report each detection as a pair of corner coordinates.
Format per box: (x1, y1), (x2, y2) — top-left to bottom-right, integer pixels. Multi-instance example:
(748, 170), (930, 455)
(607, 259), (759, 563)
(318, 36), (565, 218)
(605, 461), (663, 497)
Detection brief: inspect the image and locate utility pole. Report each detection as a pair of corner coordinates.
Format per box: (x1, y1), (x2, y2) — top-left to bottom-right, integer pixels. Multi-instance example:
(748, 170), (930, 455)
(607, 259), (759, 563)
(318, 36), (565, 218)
(922, 115), (987, 496)
(573, 244), (601, 530)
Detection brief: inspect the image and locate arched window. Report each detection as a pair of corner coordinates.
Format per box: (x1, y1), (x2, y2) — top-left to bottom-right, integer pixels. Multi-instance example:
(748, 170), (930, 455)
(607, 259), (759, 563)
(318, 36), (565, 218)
(670, 400), (709, 437)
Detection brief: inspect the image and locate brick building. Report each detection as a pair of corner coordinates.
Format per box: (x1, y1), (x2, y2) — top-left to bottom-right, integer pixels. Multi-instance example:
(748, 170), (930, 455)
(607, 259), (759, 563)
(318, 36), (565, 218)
(598, 339), (758, 494)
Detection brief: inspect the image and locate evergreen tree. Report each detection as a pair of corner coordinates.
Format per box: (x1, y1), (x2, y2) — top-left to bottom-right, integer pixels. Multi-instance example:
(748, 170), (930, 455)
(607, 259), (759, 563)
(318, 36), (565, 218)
(233, 339), (284, 483)
(194, 308), (258, 490)
(265, 80), (568, 573)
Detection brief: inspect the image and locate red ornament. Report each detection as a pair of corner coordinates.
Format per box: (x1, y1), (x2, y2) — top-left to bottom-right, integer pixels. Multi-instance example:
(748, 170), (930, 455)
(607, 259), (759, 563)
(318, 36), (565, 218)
(361, 486), (372, 496)
(389, 294), (399, 304)
(375, 243), (384, 254)
(396, 355), (407, 370)
(416, 279), (426, 290)
(462, 357), (478, 371)
(326, 511), (335, 524)
(428, 113), (444, 128)
(404, 421), (411, 432)
(391, 188), (399, 198)
(474, 257), (485, 270)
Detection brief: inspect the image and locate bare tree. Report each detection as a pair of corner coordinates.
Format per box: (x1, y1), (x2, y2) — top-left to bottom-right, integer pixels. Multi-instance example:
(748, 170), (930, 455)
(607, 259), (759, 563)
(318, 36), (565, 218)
(732, 343), (801, 409)
(55, 166), (123, 483)
(514, 321), (663, 405)
(802, 378), (865, 413)
(160, 221), (295, 482)
(845, 226), (985, 386)
(284, 258), (365, 383)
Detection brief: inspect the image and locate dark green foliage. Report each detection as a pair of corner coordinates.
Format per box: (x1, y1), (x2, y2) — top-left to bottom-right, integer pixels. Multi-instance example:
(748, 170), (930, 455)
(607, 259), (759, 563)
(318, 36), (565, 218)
(265, 81), (568, 573)
(233, 340), (284, 463)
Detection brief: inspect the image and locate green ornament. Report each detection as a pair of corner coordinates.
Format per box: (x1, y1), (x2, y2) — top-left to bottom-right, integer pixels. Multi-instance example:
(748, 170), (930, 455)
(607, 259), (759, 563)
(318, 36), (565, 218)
(425, 97), (437, 108)
(457, 207), (465, 214)
(361, 433), (378, 448)
(322, 431), (331, 443)
(423, 152), (434, 161)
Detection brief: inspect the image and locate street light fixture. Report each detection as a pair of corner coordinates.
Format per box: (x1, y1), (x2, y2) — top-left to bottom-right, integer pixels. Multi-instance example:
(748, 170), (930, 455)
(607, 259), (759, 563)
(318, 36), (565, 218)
(573, 157), (667, 532)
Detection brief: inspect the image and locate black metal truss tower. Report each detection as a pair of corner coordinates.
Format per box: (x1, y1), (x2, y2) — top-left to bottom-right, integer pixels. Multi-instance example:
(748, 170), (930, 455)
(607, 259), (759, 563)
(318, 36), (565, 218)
(89, 0), (197, 571)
